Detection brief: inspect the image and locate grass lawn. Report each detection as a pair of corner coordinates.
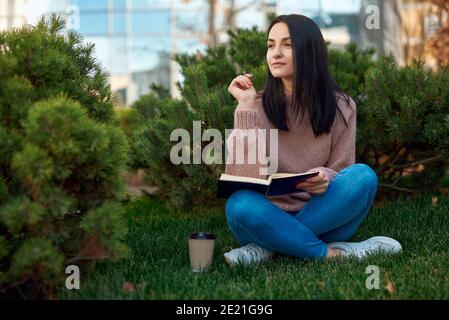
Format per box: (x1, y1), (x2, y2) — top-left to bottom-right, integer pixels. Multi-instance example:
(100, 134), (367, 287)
(61, 193), (449, 300)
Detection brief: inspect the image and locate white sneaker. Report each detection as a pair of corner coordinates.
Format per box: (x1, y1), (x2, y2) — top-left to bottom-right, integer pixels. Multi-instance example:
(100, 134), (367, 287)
(224, 243), (274, 266)
(327, 236), (402, 260)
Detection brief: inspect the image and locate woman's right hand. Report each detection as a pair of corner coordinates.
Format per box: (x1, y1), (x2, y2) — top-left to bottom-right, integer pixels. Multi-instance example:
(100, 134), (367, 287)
(228, 73), (257, 107)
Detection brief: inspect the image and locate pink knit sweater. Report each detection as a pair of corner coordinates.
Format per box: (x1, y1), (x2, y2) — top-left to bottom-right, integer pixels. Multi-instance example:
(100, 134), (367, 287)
(224, 92), (357, 213)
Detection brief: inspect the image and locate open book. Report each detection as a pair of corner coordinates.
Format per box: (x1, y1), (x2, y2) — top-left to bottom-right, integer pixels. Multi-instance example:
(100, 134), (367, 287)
(216, 171), (319, 198)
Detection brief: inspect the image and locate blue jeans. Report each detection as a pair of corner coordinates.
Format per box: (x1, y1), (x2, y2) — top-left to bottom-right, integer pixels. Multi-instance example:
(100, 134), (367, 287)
(225, 163), (378, 260)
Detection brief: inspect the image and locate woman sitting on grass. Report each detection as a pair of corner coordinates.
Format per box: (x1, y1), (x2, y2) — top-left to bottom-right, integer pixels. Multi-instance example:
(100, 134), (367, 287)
(224, 14), (402, 266)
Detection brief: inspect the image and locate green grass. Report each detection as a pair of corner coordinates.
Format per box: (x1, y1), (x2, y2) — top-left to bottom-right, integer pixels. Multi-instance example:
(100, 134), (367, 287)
(61, 194), (449, 300)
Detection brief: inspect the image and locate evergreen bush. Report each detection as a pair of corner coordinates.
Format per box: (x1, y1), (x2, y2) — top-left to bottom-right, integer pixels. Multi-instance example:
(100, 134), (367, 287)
(132, 28), (449, 211)
(0, 15), (129, 297)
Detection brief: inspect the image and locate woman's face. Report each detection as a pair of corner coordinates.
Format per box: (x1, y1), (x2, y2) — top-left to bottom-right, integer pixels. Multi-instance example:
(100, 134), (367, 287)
(266, 22), (294, 80)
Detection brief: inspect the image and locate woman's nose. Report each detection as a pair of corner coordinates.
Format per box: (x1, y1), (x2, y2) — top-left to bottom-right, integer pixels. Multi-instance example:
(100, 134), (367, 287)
(273, 46), (283, 57)
(273, 49), (282, 58)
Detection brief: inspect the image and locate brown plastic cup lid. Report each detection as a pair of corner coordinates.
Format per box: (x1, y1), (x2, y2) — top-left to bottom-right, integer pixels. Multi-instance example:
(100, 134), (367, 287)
(188, 232), (216, 240)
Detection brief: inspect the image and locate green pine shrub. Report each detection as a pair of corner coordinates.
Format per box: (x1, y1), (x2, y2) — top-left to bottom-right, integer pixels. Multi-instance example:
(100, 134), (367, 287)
(131, 27), (449, 211)
(0, 15), (129, 297)
(359, 58), (449, 196)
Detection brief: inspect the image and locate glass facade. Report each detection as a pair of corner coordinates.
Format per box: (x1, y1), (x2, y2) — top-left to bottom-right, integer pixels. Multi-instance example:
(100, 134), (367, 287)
(1, 0), (364, 104)
(0, 0), (28, 31)
(0, 0), (209, 104)
(64, 0), (209, 104)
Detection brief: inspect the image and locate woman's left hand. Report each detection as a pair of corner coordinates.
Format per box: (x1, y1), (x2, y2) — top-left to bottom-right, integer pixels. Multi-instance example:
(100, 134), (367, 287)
(295, 168), (329, 196)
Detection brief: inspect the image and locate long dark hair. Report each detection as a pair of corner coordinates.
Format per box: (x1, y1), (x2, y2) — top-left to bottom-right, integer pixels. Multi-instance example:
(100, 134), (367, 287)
(262, 14), (350, 137)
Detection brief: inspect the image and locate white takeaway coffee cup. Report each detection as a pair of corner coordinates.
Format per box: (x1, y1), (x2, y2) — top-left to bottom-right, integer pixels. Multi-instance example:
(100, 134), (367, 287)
(188, 232), (216, 272)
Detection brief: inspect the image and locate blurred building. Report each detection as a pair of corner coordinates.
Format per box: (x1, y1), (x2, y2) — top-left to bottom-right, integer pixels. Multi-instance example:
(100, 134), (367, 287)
(360, 0), (442, 67)
(3, 0), (441, 103)
(0, 0), (209, 105)
(400, 0), (443, 67)
(1, 0), (367, 104)
(276, 0), (363, 49)
(0, 0), (27, 31)
(53, 0), (208, 105)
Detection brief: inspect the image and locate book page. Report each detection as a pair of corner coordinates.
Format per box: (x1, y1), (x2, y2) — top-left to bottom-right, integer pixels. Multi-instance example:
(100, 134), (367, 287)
(219, 173), (270, 186)
(268, 171), (318, 182)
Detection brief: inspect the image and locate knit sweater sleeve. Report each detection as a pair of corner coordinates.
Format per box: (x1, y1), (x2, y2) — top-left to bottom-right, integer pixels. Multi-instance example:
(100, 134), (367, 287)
(313, 97), (357, 181)
(224, 103), (269, 179)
